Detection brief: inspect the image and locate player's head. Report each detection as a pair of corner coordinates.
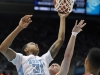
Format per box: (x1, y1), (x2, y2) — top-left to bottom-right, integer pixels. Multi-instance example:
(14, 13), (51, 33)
(84, 47), (100, 72)
(49, 63), (61, 75)
(22, 42), (39, 55)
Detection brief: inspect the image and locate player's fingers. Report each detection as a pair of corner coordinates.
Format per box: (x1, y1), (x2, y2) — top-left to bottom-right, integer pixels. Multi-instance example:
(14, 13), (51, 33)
(28, 20), (32, 24)
(78, 20), (84, 26)
(75, 20), (78, 26)
(27, 15), (33, 18)
(24, 15), (33, 20)
(22, 15), (32, 22)
(27, 18), (31, 21)
(21, 15), (28, 21)
(29, 19), (32, 22)
(80, 23), (86, 28)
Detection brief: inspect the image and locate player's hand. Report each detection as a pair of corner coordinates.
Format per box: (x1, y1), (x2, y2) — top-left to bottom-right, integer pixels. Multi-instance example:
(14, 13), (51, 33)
(58, 12), (70, 18)
(72, 20), (86, 33)
(18, 15), (32, 29)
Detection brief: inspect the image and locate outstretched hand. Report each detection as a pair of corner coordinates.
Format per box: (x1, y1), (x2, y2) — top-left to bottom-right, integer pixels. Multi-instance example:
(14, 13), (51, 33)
(58, 12), (70, 18)
(18, 15), (33, 29)
(72, 20), (86, 33)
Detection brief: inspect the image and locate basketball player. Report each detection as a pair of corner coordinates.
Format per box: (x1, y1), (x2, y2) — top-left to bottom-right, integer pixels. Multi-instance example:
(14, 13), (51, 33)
(83, 47), (100, 75)
(0, 13), (69, 75)
(49, 20), (86, 75)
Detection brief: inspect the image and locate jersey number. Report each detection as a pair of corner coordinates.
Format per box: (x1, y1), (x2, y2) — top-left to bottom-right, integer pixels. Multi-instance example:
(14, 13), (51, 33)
(32, 64), (45, 74)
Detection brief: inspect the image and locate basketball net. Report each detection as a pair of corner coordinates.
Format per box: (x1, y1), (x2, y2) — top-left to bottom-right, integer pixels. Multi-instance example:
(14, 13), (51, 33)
(55, 0), (74, 13)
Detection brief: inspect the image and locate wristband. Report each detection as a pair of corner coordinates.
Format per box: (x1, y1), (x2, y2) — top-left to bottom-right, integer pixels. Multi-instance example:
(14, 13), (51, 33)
(72, 32), (78, 37)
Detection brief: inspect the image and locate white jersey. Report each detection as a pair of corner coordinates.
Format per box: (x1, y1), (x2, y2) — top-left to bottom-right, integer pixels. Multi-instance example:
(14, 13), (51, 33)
(10, 51), (53, 75)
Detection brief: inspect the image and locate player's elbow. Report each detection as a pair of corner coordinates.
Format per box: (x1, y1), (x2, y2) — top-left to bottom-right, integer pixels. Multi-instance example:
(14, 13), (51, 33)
(57, 38), (65, 44)
(58, 35), (65, 41)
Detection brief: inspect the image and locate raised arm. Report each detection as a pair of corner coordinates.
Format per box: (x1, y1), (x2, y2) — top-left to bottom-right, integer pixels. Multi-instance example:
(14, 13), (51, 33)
(49, 13), (70, 59)
(0, 15), (32, 61)
(57, 20), (86, 75)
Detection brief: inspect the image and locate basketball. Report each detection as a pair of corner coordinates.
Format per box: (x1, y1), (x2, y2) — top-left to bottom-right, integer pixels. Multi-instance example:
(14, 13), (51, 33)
(54, 0), (74, 13)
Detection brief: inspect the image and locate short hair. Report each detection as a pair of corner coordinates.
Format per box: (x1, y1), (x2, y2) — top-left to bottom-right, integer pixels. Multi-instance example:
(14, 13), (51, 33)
(22, 44), (27, 55)
(87, 47), (100, 70)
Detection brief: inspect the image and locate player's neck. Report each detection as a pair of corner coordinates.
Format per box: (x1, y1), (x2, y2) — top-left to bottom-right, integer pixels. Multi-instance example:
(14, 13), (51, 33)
(85, 68), (98, 75)
(26, 52), (37, 56)
(27, 53), (35, 56)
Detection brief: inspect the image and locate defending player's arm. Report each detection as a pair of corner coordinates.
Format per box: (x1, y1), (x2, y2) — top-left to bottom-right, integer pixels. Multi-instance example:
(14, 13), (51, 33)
(0, 15), (32, 61)
(49, 13), (69, 59)
(57, 20), (86, 75)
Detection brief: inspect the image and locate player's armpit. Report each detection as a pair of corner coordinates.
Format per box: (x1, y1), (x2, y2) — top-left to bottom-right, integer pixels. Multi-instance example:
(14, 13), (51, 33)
(1, 48), (16, 61)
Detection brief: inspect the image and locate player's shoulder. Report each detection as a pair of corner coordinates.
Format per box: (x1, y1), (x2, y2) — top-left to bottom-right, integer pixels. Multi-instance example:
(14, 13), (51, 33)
(16, 52), (24, 56)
